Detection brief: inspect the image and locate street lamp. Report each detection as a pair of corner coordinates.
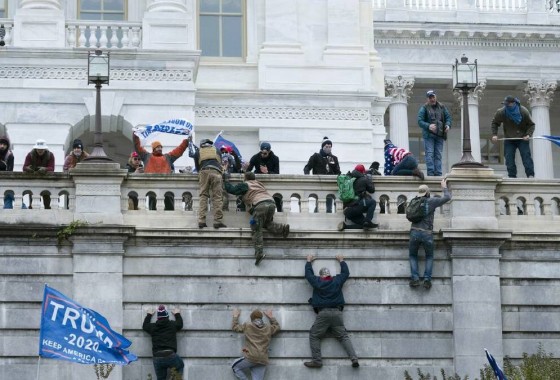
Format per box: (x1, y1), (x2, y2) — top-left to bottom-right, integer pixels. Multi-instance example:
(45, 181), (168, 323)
(451, 54), (484, 168)
(85, 50), (112, 161)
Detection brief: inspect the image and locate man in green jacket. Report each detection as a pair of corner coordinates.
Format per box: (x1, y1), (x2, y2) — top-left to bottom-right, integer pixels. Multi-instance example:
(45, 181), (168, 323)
(224, 172), (289, 265)
(491, 95), (535, 178)
(231, 308), (280, 380)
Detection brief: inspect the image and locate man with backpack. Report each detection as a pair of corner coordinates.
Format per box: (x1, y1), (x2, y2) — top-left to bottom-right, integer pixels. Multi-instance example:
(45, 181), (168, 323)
(337, 164), (378, 231)
(407, 178), (451, 289)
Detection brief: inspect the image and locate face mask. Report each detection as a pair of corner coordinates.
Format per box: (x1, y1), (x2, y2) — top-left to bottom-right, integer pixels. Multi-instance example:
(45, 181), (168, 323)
(74, 152), (82, 157)
(323, 147), (332, 155)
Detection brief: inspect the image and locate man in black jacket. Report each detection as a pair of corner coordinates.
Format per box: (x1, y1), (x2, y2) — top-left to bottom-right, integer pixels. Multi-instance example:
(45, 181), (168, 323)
(304, 137), (341, 213)
(339, 164), (378, 231)
(142, 305), (184, 380)
(304, 255), (359, 369)
(245, 142), (280, 174)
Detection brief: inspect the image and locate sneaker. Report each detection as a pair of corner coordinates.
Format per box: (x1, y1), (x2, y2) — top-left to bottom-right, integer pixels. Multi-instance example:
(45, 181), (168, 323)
(304, 361), (323, 368)
(282, 224), (290, 238)
(337, 221), (345, 231)
(255, 253), (266, 266)
(412, 168), (425, 180)
(213, 222), (227, 229)
(198, 223), (207, 229)
(409, 279), (421, 288)
(363, 221), (379, 230)
(423, 279), (432, 290)
(351, 359), (360, 368)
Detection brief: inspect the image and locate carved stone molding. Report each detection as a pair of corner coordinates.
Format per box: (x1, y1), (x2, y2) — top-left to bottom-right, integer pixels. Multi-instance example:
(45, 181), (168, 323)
(468, 79), (487, 102)
(370, 113), (384, 127)
(385, 75), (414, 103)
(0, 67), (192, 81)
(524, 80), (557, 107)
(195, 106), (370, 121)
(452, 189), (495, 201)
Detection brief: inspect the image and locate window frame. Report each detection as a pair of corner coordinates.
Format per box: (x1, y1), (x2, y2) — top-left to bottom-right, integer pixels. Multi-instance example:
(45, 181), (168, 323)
(78, 0), (128, 21)
(0, 0), (7, 18)
(198, 0), (246, 60)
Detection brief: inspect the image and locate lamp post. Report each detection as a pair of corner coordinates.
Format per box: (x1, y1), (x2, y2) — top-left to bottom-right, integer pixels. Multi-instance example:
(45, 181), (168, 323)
(85, 50), (112, 161)
(451, 55), (485, 168)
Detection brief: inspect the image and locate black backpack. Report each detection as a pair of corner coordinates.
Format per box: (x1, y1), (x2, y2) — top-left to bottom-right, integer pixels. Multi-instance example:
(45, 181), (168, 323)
(406, 196), (428, 223)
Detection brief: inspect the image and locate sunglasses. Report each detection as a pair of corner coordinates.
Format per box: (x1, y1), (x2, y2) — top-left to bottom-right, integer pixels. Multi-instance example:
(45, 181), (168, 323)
(133, 157), (140, 160)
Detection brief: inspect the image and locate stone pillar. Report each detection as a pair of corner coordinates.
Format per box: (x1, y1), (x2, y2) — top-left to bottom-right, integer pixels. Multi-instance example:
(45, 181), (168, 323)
(467, 80), (486, 163)
(385, 76), (414, 151)
(142, 0), (193, 50)
(525, 80), (557, 179)
(70, 162), (127, 224)
(444, 169), (510, 378)
(70, 226), (134, 380)
(14, 0), (65, 48)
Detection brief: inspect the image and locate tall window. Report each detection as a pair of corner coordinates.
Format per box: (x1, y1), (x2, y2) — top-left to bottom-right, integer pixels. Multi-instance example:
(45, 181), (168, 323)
(79, 0), (125, 20)
(200, 0), (244, 57)
(0, 0), (6, 18)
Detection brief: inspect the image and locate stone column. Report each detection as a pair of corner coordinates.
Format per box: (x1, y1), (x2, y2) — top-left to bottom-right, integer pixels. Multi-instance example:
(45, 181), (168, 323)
(14, 0), (65, 48)
(467, 80), (486, 163)
(385, 76), (414, 151)
(326, 0), (360, 47)
(142, 0), (193, 50)
(525, 80), (557, 179)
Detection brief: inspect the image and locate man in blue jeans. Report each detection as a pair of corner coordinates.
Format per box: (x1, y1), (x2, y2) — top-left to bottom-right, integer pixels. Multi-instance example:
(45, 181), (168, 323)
(409, 178), (451, 290)
(418, 90), (452, 177)
(491, 95), (535, 178)
(142, 305), (184, 380)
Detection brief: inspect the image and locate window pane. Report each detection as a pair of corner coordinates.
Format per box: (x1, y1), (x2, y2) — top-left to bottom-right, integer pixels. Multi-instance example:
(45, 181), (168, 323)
(222, 16), (242, 57)
(201, 0), (220, 13)
(103, 12), (125, 20)
(81, 0), (101, 11)
(80, 12), (103, 20)
(222, 0), (242, 13)
(200, 15), (220, 56)
(103, 0), (124, 11)
(0, 11), (4, 18)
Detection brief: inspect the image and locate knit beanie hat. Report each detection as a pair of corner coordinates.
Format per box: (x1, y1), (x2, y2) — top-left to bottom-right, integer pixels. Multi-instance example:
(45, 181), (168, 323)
(250, 310), (263, 321)
(72, 139), (83, 150)
(321, 136), (332, 148)
(0, 136), (9, 146)
(151, 141), (163, 151)
(157, 305), (169, 320)
(355, 164), (366, 174)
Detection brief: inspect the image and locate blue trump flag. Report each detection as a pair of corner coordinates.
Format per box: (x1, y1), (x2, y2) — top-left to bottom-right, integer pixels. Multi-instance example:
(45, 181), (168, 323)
(214, 133), (243, 162)
(39, 285), (137, 365)
(535, 135), (560, 147)
(485, 349), (508, 380)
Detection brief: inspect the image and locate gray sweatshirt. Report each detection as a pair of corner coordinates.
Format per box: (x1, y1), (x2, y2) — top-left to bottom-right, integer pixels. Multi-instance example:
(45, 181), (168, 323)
(410, 188), (451, 231)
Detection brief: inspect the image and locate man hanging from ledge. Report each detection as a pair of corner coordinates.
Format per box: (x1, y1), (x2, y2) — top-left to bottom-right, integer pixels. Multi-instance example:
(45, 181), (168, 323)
(224, 172), (290, 265)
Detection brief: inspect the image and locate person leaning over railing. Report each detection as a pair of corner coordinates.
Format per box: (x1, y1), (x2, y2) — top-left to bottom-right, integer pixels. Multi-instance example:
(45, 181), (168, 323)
(23, 139), (55, 209)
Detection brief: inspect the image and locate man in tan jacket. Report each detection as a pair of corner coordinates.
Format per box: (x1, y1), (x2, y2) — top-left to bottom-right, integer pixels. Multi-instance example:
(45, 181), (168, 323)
(231, 308), (280, 380)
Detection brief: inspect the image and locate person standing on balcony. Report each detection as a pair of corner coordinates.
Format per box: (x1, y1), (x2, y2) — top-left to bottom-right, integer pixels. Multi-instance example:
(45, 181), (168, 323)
(418, 90), (452, 177)
(245, 142), (280, 174)
(0, 136), (14, 172)
(193, 138), (226, 229)
(491, 95), (535, 178)
(63, 139), (89, 171)
(338, 164), (378, 231)
(142, 305), (184, 380)
(224, 171), (290, 265)
(23, 139), (55, 209)
(303, 137), (341, 213)
(409, 178), (451, 290)
(384, 139), (424, 180)
(304, 254), (359, 369)
(231, 308), (280, 380)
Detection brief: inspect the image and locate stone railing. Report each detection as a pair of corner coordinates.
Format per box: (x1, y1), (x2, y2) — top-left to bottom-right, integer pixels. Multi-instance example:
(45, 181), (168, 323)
(66, 21), (142, 49)
(1, 170), (559, 232)
(374, 0), (528, 11)
(0, 19), (13, 47)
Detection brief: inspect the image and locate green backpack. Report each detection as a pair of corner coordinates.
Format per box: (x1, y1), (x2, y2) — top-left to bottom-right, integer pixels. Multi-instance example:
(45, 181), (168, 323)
(337, 174), (357, 202)
(406, 196), (429, 223)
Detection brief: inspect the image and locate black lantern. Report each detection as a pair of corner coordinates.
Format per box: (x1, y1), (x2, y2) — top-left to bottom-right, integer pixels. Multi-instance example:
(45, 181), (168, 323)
(451, 55), (484, 168)
(85, 50), (112, 161)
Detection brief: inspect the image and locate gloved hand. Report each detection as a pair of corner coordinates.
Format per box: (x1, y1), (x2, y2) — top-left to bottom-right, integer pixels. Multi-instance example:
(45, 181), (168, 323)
(38, 167), (47, 174)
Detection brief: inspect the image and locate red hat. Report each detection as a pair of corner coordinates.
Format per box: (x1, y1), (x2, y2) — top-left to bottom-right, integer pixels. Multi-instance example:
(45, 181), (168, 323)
(355, 164), (366, 174)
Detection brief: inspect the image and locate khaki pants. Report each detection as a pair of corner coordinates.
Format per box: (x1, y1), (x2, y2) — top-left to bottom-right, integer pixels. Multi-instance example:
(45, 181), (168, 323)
(198, 169), (224, 223)
(252, 200), (284, 255)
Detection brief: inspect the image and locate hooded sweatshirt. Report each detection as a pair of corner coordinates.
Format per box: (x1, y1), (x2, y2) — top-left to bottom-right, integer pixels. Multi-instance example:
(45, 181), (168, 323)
(0, 136), (14, 171)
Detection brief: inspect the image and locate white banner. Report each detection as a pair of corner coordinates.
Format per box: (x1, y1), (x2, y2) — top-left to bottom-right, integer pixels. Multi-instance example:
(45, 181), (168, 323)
(133, 119), (194, 140)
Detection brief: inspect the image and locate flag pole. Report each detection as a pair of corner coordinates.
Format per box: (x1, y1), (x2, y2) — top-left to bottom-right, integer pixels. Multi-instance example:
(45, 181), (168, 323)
(36, 355), (41, 380)
(213, 130), (224, 143)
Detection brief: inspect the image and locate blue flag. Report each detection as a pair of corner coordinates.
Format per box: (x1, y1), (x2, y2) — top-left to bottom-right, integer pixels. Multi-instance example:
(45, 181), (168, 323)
(485, 349), (508, 380)
(214, 133), (243, 162)
(536, 135), (560, 147)
(39, 285), (137, 365)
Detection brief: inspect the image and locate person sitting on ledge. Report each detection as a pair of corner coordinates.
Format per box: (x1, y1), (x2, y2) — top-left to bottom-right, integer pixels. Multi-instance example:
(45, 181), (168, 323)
(338, 164), (378, 231)
(384, 139), (424, 180)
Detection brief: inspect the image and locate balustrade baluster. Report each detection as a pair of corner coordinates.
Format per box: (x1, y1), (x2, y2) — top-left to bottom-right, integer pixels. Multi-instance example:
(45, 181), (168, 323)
(66, 25), (76, 48)
(99, 26), (108, 49)
(4, 25), (12, 46)
(110, 27), (119, 48)
(131, 27), (141, 48)
(77, 25), (86, 48)
(87, 26), (97, 48)
(121, 27), (130, 48)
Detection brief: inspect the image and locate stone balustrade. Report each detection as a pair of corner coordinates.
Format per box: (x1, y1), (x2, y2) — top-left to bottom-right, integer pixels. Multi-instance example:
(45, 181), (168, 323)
(66, 21), (142, 49)
(375, 0), (528, 11)
(0, 20), (13, 47)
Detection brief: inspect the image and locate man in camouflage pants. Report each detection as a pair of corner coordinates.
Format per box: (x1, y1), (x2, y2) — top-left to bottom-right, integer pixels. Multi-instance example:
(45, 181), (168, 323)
(224, 172), (290, 265)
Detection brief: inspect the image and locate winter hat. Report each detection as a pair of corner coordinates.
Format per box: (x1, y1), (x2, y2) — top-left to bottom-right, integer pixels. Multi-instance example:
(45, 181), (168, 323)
(0, 136), (9, 146)
(250, 310), (263, 321)
(418, 184), (430, 196)
(370, 161), (380, 170)
(156, 305), (169, 320)
(33, 139), (48, 150)
(355, 164), (366, 174)
(321, 136), (332, 148)
(260, 142), (271, 151)
(200, 139), (213, 148)
(319, 267), (331, 277)
(151, 141), (163, 151)
(72, 139), (83, 150)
